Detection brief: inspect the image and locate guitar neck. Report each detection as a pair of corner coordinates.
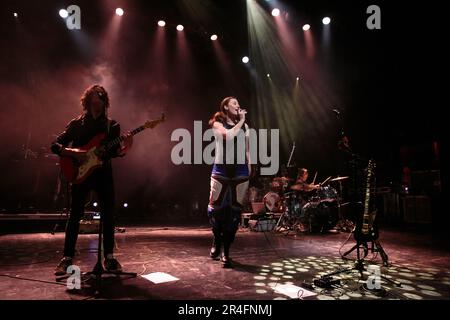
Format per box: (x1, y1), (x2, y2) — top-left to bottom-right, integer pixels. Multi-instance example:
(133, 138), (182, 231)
(106, 125), (146, 150)
(362, 160), (374, 233)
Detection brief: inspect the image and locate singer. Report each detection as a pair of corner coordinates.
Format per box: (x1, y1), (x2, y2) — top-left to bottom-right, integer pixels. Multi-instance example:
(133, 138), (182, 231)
(207, 97), (250, 268)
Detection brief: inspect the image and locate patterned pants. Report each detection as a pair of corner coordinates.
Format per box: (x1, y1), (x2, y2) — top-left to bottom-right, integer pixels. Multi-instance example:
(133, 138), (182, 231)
(208, 164), (249, 243)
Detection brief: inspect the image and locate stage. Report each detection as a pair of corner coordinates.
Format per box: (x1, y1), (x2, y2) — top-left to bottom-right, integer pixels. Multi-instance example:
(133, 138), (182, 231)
(1, 225), (449, 300)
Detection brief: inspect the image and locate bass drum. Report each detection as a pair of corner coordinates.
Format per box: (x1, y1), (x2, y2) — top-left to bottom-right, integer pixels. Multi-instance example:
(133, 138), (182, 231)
(300, 201), (339, 232)
(263, 191), (283, 213)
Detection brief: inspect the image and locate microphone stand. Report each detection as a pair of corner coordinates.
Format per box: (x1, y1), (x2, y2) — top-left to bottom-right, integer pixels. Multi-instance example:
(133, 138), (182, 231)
(83, 212), (137, 298)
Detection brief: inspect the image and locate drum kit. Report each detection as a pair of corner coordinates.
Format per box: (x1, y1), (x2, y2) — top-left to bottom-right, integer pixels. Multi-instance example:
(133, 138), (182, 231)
(258, 174), (350, 233)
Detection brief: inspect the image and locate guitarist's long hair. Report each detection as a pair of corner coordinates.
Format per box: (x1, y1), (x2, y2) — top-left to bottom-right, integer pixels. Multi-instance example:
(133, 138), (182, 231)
(80, 84), (110, 112)
(208, 96), (235, 127)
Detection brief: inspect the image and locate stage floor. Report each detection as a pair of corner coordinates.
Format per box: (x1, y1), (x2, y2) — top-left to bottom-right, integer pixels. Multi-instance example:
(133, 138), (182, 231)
(1, 225), (449, 300)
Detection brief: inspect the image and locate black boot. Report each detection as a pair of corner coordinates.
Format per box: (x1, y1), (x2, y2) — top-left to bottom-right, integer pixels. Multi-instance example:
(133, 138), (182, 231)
(210, 232), (221, 259)
(221, 239), (232, 268)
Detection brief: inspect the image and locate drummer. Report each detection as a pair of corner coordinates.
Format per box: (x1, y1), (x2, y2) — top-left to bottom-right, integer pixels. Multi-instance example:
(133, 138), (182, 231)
(271, 165), (293, 193)
(293, 168), (320, 195)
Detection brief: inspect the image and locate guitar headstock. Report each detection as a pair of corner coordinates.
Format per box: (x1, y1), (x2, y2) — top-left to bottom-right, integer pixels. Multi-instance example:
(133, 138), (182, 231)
(144, 113), (166, 129)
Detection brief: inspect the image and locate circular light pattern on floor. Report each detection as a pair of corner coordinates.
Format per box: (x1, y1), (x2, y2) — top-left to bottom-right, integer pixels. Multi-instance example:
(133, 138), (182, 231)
(317, 294), (335, 300)
(269, 277), (279, 281)
(271, 262), (283, 266)
(396, 278), (413, 284)
(417, 284), (436, 290)
(253, 255), (447, 300)
(421, 290), (441, 297)
(387, 269), (398, 273)
(399, 284), (415, 291)
(347, 292), (363, 298)
(398, 272), (415, 278)
(272, 267), (283, 271)
(419, 276), (435, 281)
(417, 273), (433, 277)
(286, 270), (297, 274)
(403, 293), (423, 300)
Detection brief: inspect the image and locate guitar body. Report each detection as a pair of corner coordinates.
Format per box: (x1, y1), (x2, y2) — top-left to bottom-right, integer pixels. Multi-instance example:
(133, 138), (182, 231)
(60, 133), (105, 184)
(353, 160), (379, 243)
(353, 203), (379, 242)
(59, 114), (166, 185)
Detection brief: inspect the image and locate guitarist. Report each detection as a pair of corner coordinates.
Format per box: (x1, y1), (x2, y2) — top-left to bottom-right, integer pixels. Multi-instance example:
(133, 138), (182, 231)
(51, 84), (133, 276)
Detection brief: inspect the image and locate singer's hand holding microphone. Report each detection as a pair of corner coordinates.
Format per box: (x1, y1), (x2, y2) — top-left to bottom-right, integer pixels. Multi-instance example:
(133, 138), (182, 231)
(238, 108), (247, 121)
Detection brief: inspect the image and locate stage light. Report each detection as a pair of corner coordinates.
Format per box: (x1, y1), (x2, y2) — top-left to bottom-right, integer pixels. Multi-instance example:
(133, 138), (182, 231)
(296, 77), (299, 81)
(158, 20), (166, 27)
(115, 8), (124, 16)
(13, 12), (18, 18)
(123, 203), (128, 208)
(267, 73), (270, 78)
(242, 56), (249, 64)
(302, 24), (310, 31)
(322, 17), (331, 25)
(93, 202), (98, 207)
(271, 8), (280, 17)
(59, 9), (69, 18)
(176, 24), (184, 31)
(210, 34), (218, 41)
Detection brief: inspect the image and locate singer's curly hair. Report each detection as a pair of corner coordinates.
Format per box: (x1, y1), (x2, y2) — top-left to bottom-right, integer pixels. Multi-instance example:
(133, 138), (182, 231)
(80, 84), (110, 112)
(208, 96), (236, 127)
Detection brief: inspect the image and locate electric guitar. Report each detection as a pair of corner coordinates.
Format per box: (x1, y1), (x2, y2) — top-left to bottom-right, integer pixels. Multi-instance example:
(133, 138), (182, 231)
(353, 159), (378, 242)
(60, 114), (165, 184)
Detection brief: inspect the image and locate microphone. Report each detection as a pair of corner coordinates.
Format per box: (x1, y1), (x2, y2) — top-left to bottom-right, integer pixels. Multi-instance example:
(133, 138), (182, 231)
(332, 108), (340, 115)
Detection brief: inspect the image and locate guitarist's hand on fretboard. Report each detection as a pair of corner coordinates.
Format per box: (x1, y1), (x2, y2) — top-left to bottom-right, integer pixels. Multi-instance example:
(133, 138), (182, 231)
(95, 145), (107, 159)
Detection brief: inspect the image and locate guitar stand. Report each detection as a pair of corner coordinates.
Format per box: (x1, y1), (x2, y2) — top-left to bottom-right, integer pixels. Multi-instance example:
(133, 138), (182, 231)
(82, 213), (136, 297)
(327, 239), (402, 291)
(315, 250), (401, 299)
(342, 239), (389, 267)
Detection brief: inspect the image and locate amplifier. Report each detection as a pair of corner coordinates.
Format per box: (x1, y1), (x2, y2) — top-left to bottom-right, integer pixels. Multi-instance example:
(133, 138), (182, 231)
(402, 195), (432, 224)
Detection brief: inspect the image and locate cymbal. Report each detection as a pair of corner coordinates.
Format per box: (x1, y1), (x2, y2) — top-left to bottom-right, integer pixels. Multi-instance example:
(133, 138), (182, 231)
(330, 176), (349, 182)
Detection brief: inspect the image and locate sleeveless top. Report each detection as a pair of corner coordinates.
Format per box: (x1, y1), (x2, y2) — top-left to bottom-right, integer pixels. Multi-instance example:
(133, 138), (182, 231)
(213, 120), (248, 166)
